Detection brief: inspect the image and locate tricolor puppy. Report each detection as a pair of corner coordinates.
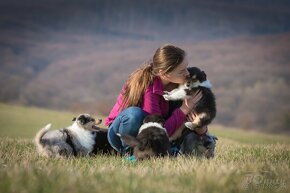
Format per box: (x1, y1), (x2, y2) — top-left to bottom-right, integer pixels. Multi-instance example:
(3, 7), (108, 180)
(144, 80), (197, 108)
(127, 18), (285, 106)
(35, 114), (102, 157)
(180, 132), (218, 159)
(163, 67), (216, 140)
(119, 115), (170, 160)
(91, 127), (117, 155)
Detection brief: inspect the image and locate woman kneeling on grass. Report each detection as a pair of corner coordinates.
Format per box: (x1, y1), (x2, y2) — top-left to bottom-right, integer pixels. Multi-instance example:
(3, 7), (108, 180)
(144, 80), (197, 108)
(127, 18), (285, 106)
(105, 44), (207, 155)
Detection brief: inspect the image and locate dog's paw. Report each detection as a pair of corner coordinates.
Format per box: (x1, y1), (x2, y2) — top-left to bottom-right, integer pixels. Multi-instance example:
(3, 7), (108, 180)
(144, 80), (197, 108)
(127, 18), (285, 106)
(185, 122), (196, 130)
(163, 94), (171, 101)
(184, 122), (199, 131)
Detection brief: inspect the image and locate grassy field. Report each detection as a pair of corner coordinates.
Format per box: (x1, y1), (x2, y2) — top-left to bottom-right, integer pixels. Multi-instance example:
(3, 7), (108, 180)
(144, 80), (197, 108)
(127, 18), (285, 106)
(0, 103), (289, 193)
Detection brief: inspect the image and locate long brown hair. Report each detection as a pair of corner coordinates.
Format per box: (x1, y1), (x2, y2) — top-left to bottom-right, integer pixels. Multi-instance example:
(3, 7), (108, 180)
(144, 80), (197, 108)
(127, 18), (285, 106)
(120, 44), (186, 110)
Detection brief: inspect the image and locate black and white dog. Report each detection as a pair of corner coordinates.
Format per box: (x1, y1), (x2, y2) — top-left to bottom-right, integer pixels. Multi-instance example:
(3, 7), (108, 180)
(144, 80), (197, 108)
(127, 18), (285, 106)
(35, 114), (115, 157)
(119, 115), (170, 160)
(91, 127), (117, 155)
(180, 132), (218, 159)
(163, 67), (216, 140)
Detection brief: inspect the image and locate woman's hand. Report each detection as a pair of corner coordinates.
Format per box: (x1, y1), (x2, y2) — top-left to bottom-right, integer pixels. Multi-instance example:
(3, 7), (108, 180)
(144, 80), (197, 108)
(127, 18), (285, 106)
(180, 90), (203, 115)
(186, 112), (208, 135)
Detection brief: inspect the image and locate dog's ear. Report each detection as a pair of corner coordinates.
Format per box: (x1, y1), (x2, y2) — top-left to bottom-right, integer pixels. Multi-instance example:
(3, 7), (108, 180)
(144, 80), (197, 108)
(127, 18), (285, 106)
(201, 71), (207, 81)
(156, 117), (165, 126)
(143, 116), (150, 124)
(213, 136), (218, 141)
(143, 115), (165, 125)
(119, 134), (140, 148)
(72, 117), (76, 121)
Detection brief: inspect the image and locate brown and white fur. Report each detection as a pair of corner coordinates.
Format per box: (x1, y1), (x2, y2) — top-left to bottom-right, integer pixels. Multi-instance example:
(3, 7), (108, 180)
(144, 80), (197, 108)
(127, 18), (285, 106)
(119, 115), (170, 160)
(163, 67), (216, 141)
(35, 114), (102, 157)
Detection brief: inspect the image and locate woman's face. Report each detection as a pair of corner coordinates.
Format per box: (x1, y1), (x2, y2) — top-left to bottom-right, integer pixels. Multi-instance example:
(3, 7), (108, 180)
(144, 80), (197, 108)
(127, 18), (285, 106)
(161, 56), (190, 84)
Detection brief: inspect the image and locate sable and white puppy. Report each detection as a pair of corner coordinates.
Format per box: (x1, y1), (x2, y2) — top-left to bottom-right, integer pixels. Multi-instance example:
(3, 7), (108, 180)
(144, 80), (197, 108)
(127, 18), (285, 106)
(35, 114), (102, 157)
(119, 115), (170, 160)
(163, 67), (216, 140)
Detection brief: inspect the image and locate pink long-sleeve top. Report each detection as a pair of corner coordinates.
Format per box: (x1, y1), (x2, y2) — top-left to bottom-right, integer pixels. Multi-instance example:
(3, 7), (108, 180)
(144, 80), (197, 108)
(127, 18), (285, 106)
(105, 76), (186, 136)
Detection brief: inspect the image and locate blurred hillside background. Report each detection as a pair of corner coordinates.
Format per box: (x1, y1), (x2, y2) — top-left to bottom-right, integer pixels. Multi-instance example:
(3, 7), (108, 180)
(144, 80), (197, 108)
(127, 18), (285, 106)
(0, 0), (289, 133)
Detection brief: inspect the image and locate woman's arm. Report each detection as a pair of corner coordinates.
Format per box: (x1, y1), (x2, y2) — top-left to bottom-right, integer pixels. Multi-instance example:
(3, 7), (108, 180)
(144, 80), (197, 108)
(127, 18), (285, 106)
(142, 89), (186, 136)
(142, 89), (203, 136)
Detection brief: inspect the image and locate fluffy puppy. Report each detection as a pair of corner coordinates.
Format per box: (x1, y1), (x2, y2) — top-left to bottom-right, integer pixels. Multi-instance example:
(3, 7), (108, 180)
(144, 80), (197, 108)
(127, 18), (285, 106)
(163, 67), (216, 140)
(35, 114), (102, 157)
(180, 132), (218, 159)
(91, 127), (117, 155)
(119, 115), (170, 160)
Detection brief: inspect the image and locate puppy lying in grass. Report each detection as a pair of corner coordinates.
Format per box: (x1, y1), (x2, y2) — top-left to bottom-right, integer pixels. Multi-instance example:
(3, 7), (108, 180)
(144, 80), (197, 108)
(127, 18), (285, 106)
(180, 132), (218, 158)
(119, 114), (170, 160)
(35, 114), (103, 157)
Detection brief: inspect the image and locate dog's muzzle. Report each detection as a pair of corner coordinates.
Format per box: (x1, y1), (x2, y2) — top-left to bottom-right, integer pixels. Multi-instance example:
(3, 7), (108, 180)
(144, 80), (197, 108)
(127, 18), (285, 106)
(92, 119), (102, 131)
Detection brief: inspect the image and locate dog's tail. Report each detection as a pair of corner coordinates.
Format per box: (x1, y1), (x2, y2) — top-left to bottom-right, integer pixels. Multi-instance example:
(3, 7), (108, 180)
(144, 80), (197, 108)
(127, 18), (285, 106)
(34, 123), (52, 155)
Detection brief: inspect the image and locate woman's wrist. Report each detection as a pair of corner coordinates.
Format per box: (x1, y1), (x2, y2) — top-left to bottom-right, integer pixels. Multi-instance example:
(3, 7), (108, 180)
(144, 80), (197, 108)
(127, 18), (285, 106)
(180, 106), (189, 115)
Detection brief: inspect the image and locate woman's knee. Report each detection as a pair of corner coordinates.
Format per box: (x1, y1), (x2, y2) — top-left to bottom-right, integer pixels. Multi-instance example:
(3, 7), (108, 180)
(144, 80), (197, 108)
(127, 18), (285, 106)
(120, 107), (147, 134)
(122, 107), (147, 123)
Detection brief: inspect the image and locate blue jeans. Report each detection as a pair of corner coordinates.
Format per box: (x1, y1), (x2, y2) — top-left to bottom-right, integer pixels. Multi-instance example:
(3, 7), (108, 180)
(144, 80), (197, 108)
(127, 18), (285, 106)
(107, 107), (148, 154)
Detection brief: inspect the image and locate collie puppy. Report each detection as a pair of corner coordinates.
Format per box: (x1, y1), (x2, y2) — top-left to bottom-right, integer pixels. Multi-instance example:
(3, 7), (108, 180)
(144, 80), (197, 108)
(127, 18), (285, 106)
(163, 67), (216, 140)
(91, 127), (117, 155)
(119, 115), (170, 160)
(180, 132), (218, 159)
(35, 114), (103, 157)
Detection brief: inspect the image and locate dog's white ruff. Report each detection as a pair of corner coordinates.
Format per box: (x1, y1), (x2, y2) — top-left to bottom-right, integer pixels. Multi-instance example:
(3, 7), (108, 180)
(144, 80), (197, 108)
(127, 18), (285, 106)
(138, 122), (167, 134)
(192, 80), (212, 88)
(69, 122), (95, 152)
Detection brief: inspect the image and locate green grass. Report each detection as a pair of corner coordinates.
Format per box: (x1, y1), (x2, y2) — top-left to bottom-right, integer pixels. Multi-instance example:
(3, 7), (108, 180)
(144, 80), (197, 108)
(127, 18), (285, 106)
(0, 103), (106, 138)
(0, 103), (289, 193)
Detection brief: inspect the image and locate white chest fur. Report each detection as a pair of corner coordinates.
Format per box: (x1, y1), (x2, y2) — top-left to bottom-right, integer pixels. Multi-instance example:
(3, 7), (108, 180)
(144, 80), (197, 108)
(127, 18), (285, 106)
(69, 122), (95, 151)
(163, 85), (190, 101)
(138, 122), (167, 135)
